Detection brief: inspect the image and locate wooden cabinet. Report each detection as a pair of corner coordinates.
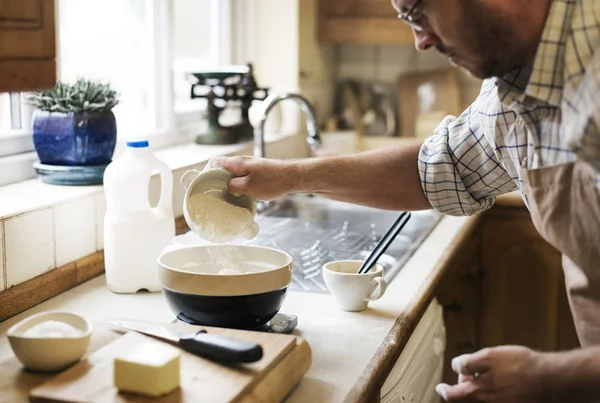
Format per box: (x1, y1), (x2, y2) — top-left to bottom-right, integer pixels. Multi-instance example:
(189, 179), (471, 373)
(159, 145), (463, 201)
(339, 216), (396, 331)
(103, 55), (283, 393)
(0, 0), (56, 92)
(435, 202), (580, 384)
(435, 226), (481, 384)
(478, 207), (580, 352)
(317, 0), (414, 45)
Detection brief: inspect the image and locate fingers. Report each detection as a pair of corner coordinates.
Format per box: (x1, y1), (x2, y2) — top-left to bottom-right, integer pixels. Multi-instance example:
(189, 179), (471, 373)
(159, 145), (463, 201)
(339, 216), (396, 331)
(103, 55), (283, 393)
(452, 349), (492, 376)
(436, 379), (489, 402)
(436, 382), (479, 402)
(458, 373), (472, 383)
(228, 176), (250, 195)
(208, 156), (251, 177)
(436, 383), (451, 400)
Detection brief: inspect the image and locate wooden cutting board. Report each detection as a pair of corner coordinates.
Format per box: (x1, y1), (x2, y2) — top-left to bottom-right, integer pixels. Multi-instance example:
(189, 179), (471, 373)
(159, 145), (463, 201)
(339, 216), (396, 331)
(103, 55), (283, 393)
(8, 322), (311, 403)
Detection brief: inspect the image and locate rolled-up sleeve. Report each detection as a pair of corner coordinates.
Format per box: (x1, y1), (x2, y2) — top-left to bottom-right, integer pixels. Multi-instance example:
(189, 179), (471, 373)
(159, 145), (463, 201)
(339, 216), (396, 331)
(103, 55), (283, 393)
(418, 87), (518, 216)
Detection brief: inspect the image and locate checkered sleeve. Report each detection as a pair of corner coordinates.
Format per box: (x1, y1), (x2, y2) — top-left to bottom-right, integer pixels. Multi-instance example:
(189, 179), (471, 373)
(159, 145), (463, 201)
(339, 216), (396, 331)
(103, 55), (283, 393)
(418, 82), (518, 216)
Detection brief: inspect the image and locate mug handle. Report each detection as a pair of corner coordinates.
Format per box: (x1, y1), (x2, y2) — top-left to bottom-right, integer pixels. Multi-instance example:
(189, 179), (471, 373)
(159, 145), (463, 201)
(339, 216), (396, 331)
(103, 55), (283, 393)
(364, 277), (387, 301)
(181, 169), (200, 190)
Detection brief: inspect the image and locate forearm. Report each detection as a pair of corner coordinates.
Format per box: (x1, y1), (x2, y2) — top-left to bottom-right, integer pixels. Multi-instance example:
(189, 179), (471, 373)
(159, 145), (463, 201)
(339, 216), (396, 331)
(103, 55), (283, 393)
(288, 144), (431, 211)
(541, 347), (600, 402)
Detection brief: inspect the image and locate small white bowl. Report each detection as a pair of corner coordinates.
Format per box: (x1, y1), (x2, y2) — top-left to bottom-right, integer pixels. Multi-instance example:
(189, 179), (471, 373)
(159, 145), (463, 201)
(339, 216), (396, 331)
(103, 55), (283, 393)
(7, 311), (93, 373)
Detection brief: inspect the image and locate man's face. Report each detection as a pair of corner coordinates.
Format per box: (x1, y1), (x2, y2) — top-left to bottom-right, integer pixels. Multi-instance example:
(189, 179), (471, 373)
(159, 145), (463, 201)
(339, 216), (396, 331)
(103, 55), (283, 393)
(393, 0), (527, 79)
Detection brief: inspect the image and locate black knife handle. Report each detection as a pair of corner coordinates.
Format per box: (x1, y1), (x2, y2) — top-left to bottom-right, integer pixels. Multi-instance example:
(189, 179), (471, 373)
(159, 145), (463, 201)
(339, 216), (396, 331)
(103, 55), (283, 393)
(178, 331), (264, 363)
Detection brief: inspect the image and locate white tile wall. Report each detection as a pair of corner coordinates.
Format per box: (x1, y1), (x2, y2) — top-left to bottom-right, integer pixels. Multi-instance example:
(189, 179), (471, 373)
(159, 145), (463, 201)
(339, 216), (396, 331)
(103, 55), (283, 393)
(335, 44), (483, 111)
(0, 221), (5, 291)
(95, 193), (106, 251)
(5, 208), (55, 287)
(54, 196), (96, 268)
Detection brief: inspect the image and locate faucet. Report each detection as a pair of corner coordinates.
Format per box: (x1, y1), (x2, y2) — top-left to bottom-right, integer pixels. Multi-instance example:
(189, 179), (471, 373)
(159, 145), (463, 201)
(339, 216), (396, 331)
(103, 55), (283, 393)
(253, 92), (321, 159)
(253, 92), (321, 214)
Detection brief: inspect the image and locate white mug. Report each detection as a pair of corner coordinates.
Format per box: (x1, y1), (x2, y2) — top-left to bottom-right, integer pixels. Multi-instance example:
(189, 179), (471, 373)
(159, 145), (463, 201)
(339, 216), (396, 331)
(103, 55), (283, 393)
(322, 260), (387, 312)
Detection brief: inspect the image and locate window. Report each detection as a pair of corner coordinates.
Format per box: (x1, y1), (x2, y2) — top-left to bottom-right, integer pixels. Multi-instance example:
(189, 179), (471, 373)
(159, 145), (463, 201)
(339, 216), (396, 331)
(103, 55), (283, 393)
(0, 0), (232, 187)
(0, 93), (35, 157)
(173, 0), (214, 112)
(58, 0), (170, 138)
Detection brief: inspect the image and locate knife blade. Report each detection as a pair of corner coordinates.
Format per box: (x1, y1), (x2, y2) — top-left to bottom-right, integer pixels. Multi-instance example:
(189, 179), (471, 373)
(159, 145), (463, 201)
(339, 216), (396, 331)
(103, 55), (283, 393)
(109, 320), (263, 364)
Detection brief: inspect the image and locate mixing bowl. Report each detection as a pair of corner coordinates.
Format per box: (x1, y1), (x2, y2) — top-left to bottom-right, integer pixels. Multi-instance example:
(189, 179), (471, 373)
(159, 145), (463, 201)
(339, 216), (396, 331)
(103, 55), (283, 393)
(157, 245), (293, 330)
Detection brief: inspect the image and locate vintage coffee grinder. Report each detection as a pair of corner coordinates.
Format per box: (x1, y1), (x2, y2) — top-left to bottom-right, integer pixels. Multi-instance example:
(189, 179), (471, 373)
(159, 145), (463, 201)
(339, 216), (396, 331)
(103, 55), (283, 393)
(188, 63), (269, 145)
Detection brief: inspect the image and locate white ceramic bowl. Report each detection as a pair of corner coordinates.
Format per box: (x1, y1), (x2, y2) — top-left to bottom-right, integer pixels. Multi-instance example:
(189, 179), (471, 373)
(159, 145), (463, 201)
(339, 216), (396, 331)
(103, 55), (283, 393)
(180, 168), (259, 243)
(7, 311), (93, 372)
(157, 245), (292, 329)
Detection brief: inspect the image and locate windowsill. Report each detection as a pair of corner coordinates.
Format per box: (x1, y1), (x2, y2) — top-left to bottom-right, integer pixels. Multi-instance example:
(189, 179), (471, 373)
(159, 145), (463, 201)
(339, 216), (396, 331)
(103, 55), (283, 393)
(0, 132), (301, 221)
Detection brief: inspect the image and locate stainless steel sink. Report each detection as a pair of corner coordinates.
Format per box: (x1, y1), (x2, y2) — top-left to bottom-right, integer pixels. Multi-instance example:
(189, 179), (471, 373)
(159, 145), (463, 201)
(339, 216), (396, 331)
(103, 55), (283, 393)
(174, 194), (442, 293)
(240, 194), (443, 293)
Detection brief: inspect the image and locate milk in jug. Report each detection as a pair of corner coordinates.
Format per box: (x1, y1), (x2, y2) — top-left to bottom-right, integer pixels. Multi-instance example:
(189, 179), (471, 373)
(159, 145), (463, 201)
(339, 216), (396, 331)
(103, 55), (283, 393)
(103, 140), (175, 293)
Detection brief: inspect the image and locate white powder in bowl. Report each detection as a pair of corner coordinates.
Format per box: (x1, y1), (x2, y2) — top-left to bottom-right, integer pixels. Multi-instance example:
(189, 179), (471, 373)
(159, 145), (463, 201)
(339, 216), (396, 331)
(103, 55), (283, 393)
(218, 268), (243, 275)
(188, 193), (253, 243)
(22, 320), (83, 338)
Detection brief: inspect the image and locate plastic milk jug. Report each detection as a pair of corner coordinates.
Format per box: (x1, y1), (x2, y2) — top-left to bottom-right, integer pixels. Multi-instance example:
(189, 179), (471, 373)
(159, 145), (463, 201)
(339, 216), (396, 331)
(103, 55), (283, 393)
(103, 140), (175, 293)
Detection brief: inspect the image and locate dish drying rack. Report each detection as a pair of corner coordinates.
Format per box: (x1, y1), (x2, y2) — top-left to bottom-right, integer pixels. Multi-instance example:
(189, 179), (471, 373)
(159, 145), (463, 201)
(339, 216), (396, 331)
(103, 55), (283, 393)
(238, 214), (440, 293)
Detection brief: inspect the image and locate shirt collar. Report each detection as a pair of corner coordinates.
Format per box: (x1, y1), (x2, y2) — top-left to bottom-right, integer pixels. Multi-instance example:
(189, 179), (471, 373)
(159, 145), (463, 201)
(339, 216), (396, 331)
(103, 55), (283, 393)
(495, 0), (576, 108)
(496, 67), (532, 107)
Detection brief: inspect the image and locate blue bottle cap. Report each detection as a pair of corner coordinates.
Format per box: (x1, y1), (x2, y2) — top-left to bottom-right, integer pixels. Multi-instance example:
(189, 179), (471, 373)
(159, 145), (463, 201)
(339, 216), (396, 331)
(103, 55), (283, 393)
(126, 140), (149, 148)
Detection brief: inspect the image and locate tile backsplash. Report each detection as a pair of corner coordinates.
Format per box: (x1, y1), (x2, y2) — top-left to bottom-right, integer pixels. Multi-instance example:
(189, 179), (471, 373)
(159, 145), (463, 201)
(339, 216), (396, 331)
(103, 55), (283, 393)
(95, 193), (106, 252)
(334, 44), (483, 111)
(0, 221), (4, 291)
(54, 196), (97, 268)
(5, 208), (55, 287)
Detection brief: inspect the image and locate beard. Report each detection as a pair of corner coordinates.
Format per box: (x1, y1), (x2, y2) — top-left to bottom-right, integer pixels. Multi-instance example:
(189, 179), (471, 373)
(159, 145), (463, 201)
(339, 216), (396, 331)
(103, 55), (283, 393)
(438, 0), (525, 79)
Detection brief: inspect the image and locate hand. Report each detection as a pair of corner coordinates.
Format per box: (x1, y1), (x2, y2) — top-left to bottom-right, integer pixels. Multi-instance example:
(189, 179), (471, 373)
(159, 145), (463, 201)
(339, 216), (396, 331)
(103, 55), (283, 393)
(436, 345), (548, 403)
(208, 156), (297, 200)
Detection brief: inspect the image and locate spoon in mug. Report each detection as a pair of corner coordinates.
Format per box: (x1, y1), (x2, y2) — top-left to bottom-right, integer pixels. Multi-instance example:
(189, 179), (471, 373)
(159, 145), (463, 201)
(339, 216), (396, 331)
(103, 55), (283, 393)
(358, 211), (412, 274)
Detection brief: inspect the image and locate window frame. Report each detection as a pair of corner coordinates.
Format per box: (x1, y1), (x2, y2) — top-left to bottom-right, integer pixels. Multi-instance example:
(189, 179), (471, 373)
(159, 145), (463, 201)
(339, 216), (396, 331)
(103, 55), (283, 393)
(0, 0), (233, 187)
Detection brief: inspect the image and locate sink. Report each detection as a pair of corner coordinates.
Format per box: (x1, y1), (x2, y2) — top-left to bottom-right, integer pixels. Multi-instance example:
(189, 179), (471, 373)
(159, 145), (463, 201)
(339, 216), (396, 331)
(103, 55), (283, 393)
(173, 194), (442, 293)
(255, 195), (442, 292)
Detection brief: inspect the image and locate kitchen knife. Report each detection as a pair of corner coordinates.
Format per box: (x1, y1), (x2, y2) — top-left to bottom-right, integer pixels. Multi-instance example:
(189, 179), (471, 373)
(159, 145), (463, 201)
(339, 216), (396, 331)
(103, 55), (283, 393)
(109, 320), (263, 363)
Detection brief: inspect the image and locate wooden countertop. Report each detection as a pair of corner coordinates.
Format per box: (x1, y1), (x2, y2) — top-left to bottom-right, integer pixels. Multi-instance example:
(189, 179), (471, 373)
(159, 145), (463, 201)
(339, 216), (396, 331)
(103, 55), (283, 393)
(0, 213), (481, 403)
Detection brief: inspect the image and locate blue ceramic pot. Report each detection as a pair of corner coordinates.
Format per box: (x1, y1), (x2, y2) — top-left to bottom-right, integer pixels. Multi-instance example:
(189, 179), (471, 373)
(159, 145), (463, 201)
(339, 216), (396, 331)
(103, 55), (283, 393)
(32, 110), (117, 166)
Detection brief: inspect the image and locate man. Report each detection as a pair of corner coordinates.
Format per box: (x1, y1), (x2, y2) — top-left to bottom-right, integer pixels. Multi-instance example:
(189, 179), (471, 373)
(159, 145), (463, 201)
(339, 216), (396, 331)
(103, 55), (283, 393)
(211, 0), (600, 401)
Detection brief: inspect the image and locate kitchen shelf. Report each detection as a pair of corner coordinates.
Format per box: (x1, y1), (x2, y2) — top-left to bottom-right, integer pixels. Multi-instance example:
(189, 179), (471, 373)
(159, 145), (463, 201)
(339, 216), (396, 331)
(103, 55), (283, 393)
(317, 0), (414, 45)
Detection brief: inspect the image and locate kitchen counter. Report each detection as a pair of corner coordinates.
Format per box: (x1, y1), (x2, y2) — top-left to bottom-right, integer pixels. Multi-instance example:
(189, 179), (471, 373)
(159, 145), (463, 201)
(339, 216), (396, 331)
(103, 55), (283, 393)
(0, 213), (479, 403)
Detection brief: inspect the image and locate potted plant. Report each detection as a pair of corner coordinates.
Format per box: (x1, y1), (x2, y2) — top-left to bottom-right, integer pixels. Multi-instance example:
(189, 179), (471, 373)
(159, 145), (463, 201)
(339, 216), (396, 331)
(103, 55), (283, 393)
(24, 78), (119, 184)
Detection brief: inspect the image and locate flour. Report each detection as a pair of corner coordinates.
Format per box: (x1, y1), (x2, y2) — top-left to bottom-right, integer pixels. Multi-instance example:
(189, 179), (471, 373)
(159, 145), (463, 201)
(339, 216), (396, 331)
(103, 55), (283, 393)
(187, 193), (253, 244)
(22, 320), (83, 338)
(185, 192), (261, 275)
(218, 268), (243, 275)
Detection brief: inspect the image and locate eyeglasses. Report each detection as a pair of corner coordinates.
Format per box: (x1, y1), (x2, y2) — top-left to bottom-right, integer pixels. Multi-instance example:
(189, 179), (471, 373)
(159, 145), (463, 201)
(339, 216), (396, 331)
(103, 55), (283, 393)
(397, 0), (425, 32)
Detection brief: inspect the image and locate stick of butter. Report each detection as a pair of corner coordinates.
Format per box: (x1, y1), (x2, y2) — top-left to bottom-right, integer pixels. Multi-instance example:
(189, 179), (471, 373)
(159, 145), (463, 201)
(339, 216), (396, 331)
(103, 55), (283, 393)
(114, 341), (181, 397)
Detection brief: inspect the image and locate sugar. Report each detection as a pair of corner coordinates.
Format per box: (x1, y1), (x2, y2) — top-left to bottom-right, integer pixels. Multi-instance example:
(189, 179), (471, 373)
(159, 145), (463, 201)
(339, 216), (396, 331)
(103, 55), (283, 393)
(22, 320), (83, 338)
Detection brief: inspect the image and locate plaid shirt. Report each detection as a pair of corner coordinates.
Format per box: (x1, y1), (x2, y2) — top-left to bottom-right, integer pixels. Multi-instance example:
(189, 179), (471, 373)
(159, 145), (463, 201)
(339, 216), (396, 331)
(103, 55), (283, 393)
(418, 0), (600, 216)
